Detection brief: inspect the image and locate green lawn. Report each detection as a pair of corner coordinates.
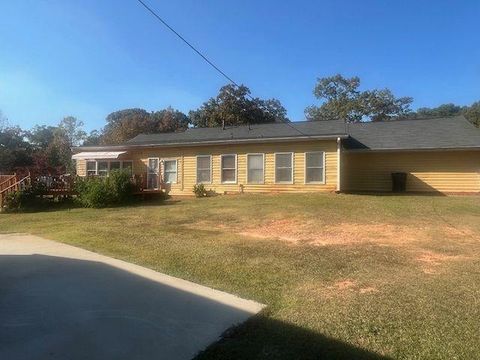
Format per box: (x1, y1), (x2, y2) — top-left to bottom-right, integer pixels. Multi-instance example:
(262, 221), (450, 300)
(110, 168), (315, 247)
(1, 193), (479, 359)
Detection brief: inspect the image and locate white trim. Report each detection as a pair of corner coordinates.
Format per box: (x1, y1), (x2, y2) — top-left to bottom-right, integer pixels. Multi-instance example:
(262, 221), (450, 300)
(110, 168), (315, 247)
(342, 146), (480, 153)
(336, 137), (341, 192)
(121, 160), (134, 174)
(75, 135), (348, 152)
(162, 158), (178, 184)
(72, 151), (127, 160)
(96, 160), (109, 177)
(196, 155), (212, 184)
(246, 153), (265, 184)
(147, 157), (160, 190)
(304, 151), (326, 184)
(108, 160), (122, 172)
(85, 160), (133, 176)
(86, 160), (97, 176)
(220, 154), (238, 184)
(274, 152), (294, 184)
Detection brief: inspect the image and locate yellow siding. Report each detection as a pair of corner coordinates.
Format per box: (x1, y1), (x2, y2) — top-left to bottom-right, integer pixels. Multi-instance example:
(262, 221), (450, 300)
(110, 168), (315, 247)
(76, 159), (86, 176)
(342, 151), (480, 193)
(104, 140), (338, 195)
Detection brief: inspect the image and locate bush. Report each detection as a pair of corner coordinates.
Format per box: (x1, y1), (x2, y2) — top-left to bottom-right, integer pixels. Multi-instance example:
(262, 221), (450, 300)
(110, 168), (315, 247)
(193, 183), (208, 197)
(75, 170), (133, 208)
(3, 188), (40, 212)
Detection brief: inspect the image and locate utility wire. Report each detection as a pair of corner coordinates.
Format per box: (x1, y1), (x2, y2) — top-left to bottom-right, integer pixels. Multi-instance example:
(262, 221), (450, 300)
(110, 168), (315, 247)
(135, 0), (319, 138)
(136, 0), (242, 90)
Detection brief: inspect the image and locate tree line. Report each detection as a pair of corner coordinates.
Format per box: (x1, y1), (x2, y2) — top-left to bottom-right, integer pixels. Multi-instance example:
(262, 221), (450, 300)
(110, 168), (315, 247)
(1, 75), (478, 174)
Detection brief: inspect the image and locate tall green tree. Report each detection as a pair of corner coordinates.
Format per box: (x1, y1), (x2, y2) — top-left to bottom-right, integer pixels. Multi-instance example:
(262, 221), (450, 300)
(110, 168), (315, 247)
(28, 125), (57, 149)
(83, 130), (102, 146)
(151, 107), (190, 133)
(463, 101), (480, 127)
(101, 107), (189, 145)
(413, 102), (480, 127)
(189, 84), (289, 128)
(305, 74), (413, 122)
(0, 126), (32, 172)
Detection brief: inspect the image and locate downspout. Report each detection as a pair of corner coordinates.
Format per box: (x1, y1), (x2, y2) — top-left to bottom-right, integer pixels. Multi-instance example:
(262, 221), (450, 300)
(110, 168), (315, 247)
(336, 137), (341, 193)
(181, 152), (185, 192)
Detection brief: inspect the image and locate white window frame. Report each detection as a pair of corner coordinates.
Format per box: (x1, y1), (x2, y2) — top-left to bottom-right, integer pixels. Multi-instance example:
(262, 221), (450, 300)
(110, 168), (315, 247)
(221, 154), (237, 184)
(162, 159), (178, 184)
(121, 161), (133, 174)
(196, 155), (212, 184)
(86, 161), (97, 176)
(147, 157), (160, 190)
(274, 152), (294, 184)
(246, 153), (265, 184)
(304, 151), (326, 184)
(97, 160), (110, 177)
(109, 160), (122, 172)
(85, 160), (133, 176)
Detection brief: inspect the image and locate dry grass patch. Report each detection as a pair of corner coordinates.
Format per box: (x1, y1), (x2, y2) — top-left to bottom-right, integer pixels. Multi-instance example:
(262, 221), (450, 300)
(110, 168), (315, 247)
(237, 219), (431, 246)
(416, 250), (468, 274)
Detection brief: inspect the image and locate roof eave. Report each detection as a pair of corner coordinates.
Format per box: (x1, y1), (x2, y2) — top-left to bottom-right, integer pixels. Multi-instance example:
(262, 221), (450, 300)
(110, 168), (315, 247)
(343, 145), (480, 153)
(74, 134), (348, 152)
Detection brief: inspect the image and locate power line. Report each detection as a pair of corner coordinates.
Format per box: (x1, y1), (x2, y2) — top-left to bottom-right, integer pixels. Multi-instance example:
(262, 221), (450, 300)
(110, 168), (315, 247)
(134, 0), (316, 137)
(136, 0), (242, 90)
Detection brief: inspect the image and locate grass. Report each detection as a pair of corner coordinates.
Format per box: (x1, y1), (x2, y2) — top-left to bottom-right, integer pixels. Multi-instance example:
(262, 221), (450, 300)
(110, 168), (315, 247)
(1, 193), (479, 359)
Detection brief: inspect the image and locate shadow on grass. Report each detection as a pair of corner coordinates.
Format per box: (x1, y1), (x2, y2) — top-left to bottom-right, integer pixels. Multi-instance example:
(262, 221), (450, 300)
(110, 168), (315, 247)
(1, 195), (182, 214)
(342, 191), (446, 197)
(195, 312), (391, 360)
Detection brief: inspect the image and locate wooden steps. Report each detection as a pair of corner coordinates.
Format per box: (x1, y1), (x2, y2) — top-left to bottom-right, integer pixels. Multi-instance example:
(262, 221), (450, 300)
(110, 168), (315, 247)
(0, 174), (31, 211)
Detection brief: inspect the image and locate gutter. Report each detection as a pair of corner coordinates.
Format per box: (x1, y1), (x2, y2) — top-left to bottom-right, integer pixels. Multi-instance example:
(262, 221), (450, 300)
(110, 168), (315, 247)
(74, 134), (349, 152)
(343, 146), (480, 153)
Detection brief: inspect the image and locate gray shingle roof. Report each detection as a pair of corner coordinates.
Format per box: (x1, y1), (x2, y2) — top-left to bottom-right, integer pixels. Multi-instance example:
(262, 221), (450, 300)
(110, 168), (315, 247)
(76, 115), (480, 152)
(126, 120), (347, 146)
(344, 115), (480, 151)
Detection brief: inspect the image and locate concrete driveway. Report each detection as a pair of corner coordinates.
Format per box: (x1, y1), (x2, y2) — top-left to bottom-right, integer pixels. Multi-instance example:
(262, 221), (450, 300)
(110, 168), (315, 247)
(0, 234), (264, 360)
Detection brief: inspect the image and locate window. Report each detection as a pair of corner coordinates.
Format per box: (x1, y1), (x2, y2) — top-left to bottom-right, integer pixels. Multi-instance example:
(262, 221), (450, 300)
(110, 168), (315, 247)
(163, 160), (177, 183)
(84, 160), (133, 177)
(247, 154), (264, 184)
(221, 154), (237, 183)
(147, 158), (159, 189)
(275, 153), (293, 183)
(196, 155), (211, 183)
(110, 161), (121, 171)
(305, 152), (325, 183)
(86, 161), (96, 176)
(97, 161), (109, 176)
(122, 161), (133, 174)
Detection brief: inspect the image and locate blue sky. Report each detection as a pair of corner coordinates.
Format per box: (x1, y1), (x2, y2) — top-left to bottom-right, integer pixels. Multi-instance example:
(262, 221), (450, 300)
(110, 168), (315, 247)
(1, 0), (479, 131)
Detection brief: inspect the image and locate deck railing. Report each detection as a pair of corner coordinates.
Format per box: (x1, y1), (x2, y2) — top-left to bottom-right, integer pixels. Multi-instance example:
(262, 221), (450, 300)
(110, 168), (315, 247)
(0, 174), (31, 209)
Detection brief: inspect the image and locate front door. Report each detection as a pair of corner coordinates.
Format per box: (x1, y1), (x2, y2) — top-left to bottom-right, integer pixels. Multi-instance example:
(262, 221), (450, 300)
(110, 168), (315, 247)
(147, 158), (160, 190)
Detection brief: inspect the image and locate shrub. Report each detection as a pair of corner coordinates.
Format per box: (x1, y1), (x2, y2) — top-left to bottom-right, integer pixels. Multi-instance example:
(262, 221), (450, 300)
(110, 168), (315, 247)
(193, 183), (208, 197)
(107, 170), (134, 203)
(3, 188), (39, 212)
(75, 170), (133, 208)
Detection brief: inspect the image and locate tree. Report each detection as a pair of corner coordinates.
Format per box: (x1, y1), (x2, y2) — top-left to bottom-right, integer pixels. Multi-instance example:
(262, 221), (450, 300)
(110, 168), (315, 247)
(0, 126), (32, 172)
(189, 84), (289, 128)
(59, 116), (86, 147)
(305, 74), (413, 122)
(463, 101), (480, 127)
(412, 102), (480, 127)
(27, 125), (57, 149)
(151, 107), (190, 133)
(0, 110), (7, 130)
(83, 130), (102, 146)
(415, 103), (462, 118)
(25, 117), (86, 173)
(101, 107), (189, 145)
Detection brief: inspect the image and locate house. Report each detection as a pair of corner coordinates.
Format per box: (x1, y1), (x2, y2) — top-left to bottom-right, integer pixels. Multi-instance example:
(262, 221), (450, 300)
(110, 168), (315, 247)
(72, 115), (480, 195)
